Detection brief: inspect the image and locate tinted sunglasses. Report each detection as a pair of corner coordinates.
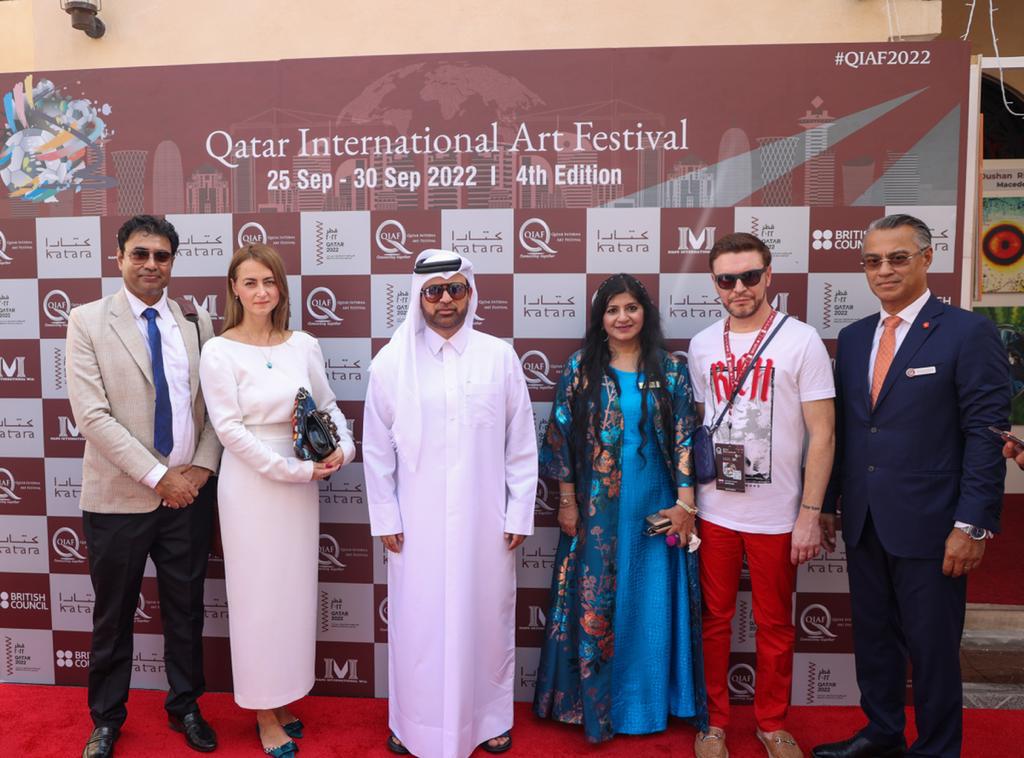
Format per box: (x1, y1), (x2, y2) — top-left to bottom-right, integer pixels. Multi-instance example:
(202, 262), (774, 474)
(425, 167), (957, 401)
(714, 267), (766, 290)
(420, 282), (471, 303)
(126, 248), (174, 264)
(859, 249), (926, 270)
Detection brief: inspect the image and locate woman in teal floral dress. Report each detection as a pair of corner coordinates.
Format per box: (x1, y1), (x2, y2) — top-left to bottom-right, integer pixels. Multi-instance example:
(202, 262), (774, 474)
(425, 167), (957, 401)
(532, 273), (708, 743)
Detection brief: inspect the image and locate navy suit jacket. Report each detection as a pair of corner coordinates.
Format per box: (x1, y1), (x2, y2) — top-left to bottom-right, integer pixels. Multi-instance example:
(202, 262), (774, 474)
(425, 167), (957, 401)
(825, 296), (1011, 558)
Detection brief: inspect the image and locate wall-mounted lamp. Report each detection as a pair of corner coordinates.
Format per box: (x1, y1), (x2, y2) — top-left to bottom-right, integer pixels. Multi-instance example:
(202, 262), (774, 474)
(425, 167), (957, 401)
(60, 0), (105, 39)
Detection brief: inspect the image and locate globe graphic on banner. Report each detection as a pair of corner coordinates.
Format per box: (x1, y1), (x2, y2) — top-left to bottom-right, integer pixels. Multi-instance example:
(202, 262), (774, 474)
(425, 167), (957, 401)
(336, 62), (544, 133)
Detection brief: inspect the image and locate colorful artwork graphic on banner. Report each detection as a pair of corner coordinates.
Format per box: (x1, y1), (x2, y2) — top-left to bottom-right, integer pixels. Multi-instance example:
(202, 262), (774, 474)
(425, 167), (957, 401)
(0, 41), (971, 705)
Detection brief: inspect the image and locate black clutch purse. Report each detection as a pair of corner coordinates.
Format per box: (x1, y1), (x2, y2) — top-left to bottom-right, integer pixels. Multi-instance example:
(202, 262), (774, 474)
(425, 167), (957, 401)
(292, 387), (340, 462)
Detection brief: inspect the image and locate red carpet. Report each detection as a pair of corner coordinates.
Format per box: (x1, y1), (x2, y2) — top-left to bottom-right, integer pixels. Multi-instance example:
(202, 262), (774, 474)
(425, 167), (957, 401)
(967, 494), (1024, 605)
(1, 684), (1021, 757)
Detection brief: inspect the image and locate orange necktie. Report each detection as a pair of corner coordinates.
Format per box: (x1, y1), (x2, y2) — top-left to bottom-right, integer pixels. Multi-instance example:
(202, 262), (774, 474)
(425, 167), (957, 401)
(870, 315), (901, 408)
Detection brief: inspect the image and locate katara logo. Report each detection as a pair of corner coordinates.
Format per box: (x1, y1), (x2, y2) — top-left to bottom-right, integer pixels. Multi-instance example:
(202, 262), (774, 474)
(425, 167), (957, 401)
(800, 603), (838, 639)
(519, 218), (556, 257)
(375, 220), (413, 258)
(236, 221), (268, 247)
(520, 350), (556, 389)
(52, 526), (85, 560)
(0, 468), (19, 502)
(727, 663), (756, 696)
(306, 287), (343, 323)
(44, 290), (72, 323)
(0, 229), (10, 262)
(134, 592), (152, 621)
(318, 534), (346, 569)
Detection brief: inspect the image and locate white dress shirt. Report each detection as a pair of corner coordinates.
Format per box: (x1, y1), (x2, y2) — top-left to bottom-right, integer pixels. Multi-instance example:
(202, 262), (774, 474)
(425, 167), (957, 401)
(122, 287), (196, 488)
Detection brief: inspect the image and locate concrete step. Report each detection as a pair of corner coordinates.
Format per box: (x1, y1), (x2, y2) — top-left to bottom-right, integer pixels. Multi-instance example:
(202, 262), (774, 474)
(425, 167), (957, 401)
(961, 604), (1024, 693)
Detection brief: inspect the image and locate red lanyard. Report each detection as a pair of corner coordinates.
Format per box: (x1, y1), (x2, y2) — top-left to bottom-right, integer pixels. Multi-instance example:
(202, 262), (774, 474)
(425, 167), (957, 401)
(723, 309), (777, 390)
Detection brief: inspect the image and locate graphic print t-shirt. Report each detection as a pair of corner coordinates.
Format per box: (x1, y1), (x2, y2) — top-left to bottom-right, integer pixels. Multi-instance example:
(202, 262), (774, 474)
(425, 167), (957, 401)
(688, 316), (835, 534)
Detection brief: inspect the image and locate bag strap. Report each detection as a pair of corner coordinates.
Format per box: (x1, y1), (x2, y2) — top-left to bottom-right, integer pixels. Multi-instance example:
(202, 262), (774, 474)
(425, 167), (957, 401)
(707, 313), (789, 435)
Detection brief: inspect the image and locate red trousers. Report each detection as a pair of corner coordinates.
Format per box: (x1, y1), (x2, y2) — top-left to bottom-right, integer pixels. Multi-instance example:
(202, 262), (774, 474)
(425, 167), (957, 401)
(698, 518), (796, 732)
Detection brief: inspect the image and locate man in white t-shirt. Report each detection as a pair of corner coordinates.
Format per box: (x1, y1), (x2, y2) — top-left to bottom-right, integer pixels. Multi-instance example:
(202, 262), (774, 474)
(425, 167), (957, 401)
(687, 232), (835, 758)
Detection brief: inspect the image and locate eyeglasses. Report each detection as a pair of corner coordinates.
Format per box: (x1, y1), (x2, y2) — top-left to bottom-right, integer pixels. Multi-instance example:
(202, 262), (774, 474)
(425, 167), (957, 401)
(126, 248), (174, 264)
(420, 282), (471, 303)
(860, 248), (928, 270)
(714, 268), (766, 290)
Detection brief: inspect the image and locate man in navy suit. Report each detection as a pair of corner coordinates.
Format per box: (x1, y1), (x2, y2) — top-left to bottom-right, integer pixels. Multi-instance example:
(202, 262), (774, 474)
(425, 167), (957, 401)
(812, 214), (1011, 758)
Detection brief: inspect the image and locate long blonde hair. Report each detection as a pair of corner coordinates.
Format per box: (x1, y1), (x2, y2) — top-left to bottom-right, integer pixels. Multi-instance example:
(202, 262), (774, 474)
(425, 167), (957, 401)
(222, 243), (290, 333)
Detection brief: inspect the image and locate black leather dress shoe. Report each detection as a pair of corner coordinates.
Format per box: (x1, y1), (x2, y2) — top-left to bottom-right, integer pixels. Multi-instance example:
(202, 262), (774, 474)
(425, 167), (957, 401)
(812, 732), (907, 758)
(169, 710), (218, 753)
(82, 726), (119, 758)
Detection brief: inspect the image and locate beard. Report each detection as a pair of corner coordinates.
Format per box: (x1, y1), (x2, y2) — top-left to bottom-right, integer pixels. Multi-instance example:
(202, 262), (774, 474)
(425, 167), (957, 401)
(423, 304), (469, 333)
(723, 291), (765, 320)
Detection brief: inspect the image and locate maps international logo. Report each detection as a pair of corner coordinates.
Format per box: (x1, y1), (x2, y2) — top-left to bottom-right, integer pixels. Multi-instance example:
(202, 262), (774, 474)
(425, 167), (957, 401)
(306, 286), (344, 324)
(374, 219), (414, 260)
(321, 657), (366, 684)
(236, 221), (268, 247)
(672, 225), (716, 254)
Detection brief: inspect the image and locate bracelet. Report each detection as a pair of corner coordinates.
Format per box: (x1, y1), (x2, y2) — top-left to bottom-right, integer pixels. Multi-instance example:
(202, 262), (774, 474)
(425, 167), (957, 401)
(800, 503), (822, 512)
(675, 499), (698, 516)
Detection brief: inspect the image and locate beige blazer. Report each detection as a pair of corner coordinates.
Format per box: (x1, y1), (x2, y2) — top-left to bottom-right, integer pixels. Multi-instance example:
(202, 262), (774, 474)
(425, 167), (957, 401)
(66, 289), (222, 514)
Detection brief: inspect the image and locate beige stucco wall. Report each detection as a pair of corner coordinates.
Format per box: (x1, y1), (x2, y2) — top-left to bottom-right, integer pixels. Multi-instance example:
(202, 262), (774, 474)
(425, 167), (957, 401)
(1, 0), (943, 74)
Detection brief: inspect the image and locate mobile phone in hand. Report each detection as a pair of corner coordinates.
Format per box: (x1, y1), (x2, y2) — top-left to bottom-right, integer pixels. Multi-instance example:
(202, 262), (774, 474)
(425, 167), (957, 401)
(989, 426), (1024, 448)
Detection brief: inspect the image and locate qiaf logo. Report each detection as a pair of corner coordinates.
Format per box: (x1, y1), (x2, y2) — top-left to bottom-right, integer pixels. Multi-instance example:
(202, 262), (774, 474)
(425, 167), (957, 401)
(0, 76), (113, 203)
(534, 479), (554, 515)
(727, 663), (756, 698)
(43, 289), (72, 324)
(236, 221), (268, 247)
(0, 229), (9, 262)
(378, 597), (388, 626)
(375, 220), (413, 260)
(519, 218), (556, 259)
(0, 468), (20, 503)
(306, 286), (344, 324)
(800, 603), (838, 639)
(520, 350), (556, 391)
(318, 534), (347, 570)
(56, 648), (88, 668)
(134, 592), (152, 622)
(51, 526), (86, 562)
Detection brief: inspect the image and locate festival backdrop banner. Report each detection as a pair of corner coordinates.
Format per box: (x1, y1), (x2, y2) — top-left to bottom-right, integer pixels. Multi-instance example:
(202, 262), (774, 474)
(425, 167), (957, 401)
(0, 42), (970, 705)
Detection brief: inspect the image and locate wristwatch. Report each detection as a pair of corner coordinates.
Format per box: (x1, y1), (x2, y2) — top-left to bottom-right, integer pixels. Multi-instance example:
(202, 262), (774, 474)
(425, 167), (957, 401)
(957, 524), (988, 540)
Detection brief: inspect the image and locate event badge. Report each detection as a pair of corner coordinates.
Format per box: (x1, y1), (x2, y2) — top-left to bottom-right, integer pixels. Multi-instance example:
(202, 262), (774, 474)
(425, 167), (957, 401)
(715, 443), (746, 492)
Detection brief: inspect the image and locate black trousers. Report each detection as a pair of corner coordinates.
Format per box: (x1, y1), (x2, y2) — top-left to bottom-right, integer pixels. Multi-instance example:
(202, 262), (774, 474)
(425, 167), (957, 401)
(847, 512), (967, 758)
(82, 480), (215, 728)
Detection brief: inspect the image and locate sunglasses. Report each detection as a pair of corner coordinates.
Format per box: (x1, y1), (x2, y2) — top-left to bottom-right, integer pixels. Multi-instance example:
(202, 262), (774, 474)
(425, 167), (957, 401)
(714, 268), (766, 290)
(860, 249), (927, 271)
(126, 248), (174, 264)
(420, 282), (471, 303)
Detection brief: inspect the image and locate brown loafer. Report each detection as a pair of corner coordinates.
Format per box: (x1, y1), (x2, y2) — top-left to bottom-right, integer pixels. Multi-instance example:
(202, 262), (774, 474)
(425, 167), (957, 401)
(695, 727), (729, 758)
(757, 729), (803, 758)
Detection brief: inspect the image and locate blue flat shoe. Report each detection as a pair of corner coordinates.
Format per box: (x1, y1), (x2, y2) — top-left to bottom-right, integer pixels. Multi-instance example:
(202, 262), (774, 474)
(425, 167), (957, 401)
(282, 720), (304, 739)
(256, 723), (298, 756)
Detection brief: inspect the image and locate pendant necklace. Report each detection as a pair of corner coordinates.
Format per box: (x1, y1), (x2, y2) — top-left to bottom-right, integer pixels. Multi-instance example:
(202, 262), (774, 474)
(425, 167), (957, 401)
(258, 345), (274, 369)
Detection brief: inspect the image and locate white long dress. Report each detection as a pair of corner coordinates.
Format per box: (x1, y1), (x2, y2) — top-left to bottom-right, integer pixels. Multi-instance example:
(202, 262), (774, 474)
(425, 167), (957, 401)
(363, 326), (537, 758)
(199, 331), (354, 709)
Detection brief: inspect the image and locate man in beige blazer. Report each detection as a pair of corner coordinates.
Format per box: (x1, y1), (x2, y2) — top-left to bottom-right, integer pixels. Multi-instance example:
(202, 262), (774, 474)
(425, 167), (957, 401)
(67, 215), (223, 758)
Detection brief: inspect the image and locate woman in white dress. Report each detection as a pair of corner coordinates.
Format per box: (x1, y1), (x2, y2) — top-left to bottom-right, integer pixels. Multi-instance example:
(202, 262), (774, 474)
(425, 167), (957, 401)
(199, 243), (354, 757)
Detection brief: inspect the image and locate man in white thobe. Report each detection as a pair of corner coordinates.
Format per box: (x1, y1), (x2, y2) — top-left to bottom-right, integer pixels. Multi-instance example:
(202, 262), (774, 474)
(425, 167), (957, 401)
(363, 249), (538, 758)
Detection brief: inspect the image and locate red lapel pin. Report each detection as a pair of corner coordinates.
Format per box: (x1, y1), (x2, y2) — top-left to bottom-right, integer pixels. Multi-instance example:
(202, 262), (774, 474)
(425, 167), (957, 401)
(922, 321), (930, 329)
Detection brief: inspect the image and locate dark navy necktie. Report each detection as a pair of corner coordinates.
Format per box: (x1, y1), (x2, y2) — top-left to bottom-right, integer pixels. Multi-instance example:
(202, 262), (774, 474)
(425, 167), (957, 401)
(143, 308), (174, 456)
